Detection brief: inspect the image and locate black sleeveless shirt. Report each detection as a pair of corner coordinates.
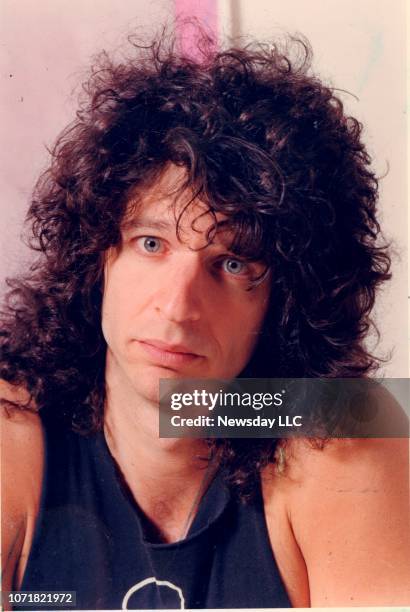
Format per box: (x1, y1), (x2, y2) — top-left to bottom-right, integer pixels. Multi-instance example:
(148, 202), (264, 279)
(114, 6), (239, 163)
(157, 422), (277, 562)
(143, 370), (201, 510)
(21, 424), (291, 609)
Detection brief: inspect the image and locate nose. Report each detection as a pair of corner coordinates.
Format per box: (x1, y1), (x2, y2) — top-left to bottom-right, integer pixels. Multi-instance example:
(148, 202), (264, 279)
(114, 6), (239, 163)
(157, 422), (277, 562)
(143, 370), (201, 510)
(154, 253), (204, 323)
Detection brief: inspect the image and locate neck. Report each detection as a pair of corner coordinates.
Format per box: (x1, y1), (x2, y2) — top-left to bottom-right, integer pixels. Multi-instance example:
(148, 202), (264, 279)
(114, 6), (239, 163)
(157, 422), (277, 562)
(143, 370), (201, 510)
(104, 400), (210, 486)
(103, 358), (215, 542)
(104, 362), (209, 480)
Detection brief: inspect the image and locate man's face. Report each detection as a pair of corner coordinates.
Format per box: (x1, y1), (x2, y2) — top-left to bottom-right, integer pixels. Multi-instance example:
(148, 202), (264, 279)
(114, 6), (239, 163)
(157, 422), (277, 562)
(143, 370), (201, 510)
(102, 166), (270, 404)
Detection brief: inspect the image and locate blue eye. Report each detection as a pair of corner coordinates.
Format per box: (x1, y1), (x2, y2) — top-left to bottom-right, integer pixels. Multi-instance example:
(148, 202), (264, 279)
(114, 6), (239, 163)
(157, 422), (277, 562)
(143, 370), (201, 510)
(222, 258), (246, 275)
(140, 237), (162, 253)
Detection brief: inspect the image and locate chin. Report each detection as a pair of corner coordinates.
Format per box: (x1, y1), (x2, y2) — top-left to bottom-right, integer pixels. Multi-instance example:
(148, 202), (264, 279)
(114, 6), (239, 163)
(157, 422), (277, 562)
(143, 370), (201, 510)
(129, 366), (180, 405)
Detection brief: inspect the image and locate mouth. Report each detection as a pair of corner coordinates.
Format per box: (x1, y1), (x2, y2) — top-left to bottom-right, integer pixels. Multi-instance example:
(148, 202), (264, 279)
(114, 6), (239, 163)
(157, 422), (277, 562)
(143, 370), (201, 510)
(137, 339), (203, 368)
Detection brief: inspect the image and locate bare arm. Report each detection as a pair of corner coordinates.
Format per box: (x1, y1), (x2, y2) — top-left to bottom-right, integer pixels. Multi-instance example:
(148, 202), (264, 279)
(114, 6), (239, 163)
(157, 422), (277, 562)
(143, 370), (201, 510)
(264, 436), (410, 607)
(1, 383), (44, 596)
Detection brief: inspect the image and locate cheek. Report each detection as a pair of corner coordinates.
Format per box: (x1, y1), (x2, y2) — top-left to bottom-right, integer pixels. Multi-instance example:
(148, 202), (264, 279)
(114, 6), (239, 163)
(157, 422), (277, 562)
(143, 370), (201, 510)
(101, 264), (136, 345)
(244, 290), (270, 331)
(101, 291), (119, 349)
(222, 297), (269, 360)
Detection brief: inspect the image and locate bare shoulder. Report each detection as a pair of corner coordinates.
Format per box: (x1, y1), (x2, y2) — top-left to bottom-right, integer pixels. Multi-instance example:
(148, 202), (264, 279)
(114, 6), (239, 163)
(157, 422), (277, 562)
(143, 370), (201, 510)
(1, 380), (42, 454)
(263, 435), (410, 606)
(1, 381), (44, 592)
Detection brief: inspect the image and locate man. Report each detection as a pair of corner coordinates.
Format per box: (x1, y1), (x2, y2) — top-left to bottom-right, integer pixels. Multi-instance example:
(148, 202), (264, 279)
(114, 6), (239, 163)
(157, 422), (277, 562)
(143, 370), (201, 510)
(1, 33), (409, 609)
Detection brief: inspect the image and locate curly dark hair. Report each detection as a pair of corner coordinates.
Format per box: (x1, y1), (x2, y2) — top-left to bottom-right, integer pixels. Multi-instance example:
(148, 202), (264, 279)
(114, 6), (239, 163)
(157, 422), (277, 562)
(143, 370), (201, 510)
(0, 31), (391, 495)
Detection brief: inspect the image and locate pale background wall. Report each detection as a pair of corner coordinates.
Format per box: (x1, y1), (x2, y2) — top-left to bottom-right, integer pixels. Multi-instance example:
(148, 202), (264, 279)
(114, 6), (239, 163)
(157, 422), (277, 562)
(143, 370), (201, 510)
(1, 0), (408, 376)
(0, 0), (174, 279)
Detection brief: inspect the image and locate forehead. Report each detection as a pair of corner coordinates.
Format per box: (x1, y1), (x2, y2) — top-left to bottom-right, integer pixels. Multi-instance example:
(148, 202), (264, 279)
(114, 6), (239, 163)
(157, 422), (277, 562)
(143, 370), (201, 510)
(122, 164), (228, 238)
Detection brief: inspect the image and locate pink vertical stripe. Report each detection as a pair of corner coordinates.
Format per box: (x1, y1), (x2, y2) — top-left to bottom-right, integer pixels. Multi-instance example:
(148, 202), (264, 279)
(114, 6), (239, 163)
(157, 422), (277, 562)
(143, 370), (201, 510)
(174, 0), (218, 60)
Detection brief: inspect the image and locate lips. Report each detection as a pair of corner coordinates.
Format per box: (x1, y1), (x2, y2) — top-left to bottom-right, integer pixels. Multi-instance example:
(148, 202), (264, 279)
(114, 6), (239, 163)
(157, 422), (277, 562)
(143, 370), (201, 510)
(140, 339), (201, 355)
(137, 338), (202, 368)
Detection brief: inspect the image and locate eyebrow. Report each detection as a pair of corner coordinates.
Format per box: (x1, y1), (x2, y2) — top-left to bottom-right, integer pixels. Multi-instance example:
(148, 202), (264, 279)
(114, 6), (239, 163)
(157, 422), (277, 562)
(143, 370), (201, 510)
(121, 217), (174, 232)
(120, 215), (246, 254)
